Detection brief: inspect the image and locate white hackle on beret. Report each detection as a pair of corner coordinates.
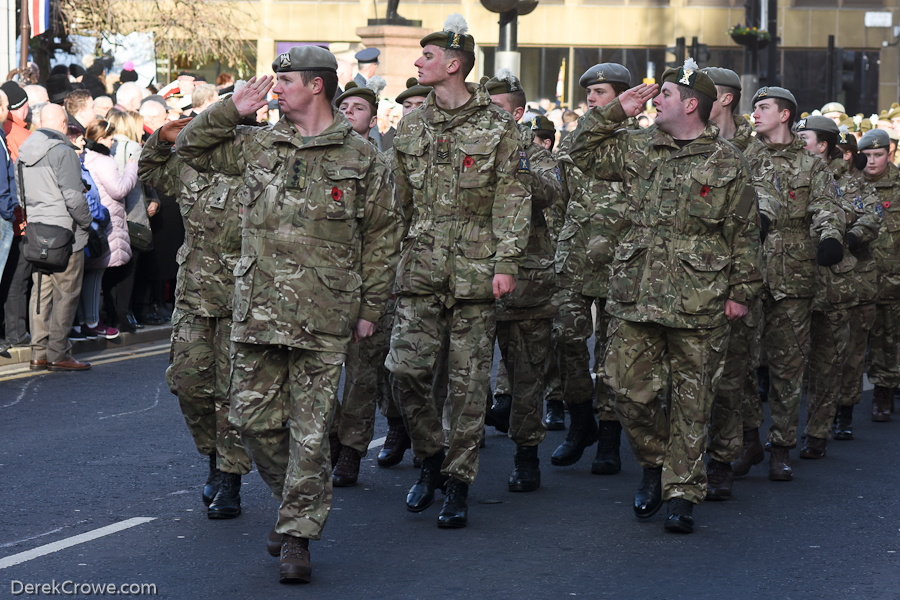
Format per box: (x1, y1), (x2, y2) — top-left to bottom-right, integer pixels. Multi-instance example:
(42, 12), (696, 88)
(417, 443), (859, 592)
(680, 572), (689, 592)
(496, 68), (514, 82)
(839, 125), (850, 134)
(870, 114), (880, 124)
(367, 76), (386, 97)
(683, 57), (699, 71)
(444, 13), (469, 35)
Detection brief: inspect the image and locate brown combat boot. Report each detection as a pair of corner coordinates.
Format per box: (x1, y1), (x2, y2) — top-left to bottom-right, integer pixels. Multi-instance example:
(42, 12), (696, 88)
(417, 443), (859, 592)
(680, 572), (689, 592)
(705, 459), (733, 501)
(377, 417), (411, 468)
(872, 386), (892, 422)
(768, 445), (793, 481)
(732, 428), (765, 478)
(279, 535), (312, 583)
(799, 436), (827, 459)
(332, 446), (361, 487)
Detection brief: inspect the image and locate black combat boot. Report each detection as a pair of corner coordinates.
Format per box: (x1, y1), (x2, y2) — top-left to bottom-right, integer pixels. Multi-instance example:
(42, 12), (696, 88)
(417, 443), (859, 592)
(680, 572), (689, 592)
(833, 405), (854, 440)
(202, 452), (222, 507)
(208, 472), (242, 519)
(544, 400), (565, 430)
(332, 446), (362, 487)
(633, 466), (663, 520)
(377, 418), (411, 468)
(406, 450), (446, 512)
(550, 402), (598, 466)
(872, 386), (892, 422)
(508, 445), (540, 492)
(732, 427), (765, 477)
(768, 445), (793, 481)
(757, 367), (769, 403)
(664, 498), (695, 534)
(484, 394), (512, 433)
(591, 420), (622, 475)
(437, 479), (469, 528)
(705, 459), (733, 501)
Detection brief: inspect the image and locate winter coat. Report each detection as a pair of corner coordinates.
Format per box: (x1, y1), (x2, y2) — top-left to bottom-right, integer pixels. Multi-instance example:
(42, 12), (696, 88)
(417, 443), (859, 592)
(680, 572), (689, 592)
(83, 143), (137, 267)
(14, 128), (92, 251)
(0, 130), (17, 221)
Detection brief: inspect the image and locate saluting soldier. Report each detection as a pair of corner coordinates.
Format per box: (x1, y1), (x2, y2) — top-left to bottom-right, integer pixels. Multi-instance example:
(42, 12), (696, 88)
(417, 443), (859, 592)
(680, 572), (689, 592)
(175, 46), (402, 583)
(386, 14), (531, 529)
(483, 69), (564, 492)
(569, 60), (762, 533)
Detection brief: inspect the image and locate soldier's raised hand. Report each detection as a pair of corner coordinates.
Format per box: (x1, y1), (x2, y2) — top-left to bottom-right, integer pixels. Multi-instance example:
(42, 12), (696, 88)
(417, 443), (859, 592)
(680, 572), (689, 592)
(159, 117), (192, 144)
(618, 83), (659, 117)
(232, 76), (274, 118)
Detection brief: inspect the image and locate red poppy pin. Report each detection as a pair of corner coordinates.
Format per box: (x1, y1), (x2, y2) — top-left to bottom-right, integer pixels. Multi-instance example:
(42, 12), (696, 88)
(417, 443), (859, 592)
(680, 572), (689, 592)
(463, 156), (475, 169)
(331, 187), (343, 202)
(789, 190), (795, 199)
(700, 185), (710, 198)
(885, 201), (892, 208)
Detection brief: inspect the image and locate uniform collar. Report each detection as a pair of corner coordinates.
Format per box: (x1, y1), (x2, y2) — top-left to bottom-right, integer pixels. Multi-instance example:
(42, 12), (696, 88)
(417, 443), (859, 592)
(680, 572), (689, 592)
(271, 107), (353, 149)
(423, 82), (492, 127)
(648, 120), (722, 156)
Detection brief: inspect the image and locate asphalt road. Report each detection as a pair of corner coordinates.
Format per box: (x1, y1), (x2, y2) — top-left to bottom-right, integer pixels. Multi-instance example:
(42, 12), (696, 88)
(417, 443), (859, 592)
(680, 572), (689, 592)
(0, 340), (898, 599)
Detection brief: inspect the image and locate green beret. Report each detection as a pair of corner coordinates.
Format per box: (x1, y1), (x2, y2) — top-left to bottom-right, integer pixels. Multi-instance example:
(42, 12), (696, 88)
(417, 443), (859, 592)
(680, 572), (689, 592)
(527, 115), (556, 134)
(335, 77), (385, 109)
(272, 45), (337, 73)
(702, 67), (741, 91)
(578, 63), (631, 89)
(837, 128), (857, 150)
(821, 101), (846, 115)
(661, 59), (717, 100)
(796, 115), (839, 136)
(889, 103), (900, 120)
(751, 86), (797, 109)
(485, 68), (523, 95)
(859, 129), (891, 151)
(420, 14), (476, 53)
(396, 77), (432, 103)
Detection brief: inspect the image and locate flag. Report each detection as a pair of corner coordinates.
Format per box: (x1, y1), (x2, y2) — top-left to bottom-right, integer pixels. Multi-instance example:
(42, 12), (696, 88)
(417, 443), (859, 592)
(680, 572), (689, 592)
(28, 0), (50, 37)
(556, 57), (566, 105)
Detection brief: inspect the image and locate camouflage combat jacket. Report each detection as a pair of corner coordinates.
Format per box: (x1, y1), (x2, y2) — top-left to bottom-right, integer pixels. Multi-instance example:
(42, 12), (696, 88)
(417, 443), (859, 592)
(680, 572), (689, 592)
(554, 118), (635, 299)
(744, 134), (844, 301)
(496, 124), (564, 321)
(392, 84), (530, 306)
(728, 115), (782, 224)
(175, 101), (403, 353)
(568, 99), (762, 329)
(813, 157), (882, 309)
(865, 162), (900, 303)
(138, 129), (242, 318)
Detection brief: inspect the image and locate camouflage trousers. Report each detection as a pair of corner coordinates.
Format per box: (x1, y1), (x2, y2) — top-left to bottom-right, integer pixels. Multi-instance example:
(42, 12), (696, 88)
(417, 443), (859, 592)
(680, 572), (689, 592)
(605, 319), (729, 504)
(867, 302), (900, 389)
(804, 308), (851, 439)
(761, 295), (812, 449)
(229, 342), (343, 540)
(545, 291), (615, 420)
(839, 303), (876, 406)
(707, 298), (763, 463)
(166, 310), (251, 474)
(386, 296), (495, 485)
(494, 318), (552, 446)
(332, 298), (401, 456)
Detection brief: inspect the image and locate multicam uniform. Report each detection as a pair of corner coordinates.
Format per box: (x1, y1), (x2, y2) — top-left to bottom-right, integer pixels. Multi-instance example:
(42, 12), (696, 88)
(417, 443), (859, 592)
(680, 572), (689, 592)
(570, 99), (762, 503)
(386, 84), (531, 485)
(176, 101), (402, 540)
(742, 134), (844, 449)
(138, 128), (252, 477)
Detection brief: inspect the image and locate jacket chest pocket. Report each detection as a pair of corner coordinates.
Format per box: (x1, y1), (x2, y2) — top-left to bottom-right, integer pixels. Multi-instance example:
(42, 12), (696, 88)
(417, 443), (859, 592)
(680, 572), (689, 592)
(883, 202), (900, 232)
(786, 172), (812, 219)
(688, 169), (732, 223)
(625, 159), (656, 220)
(295, 166), (363, 243)
(458, 141), (499, 194)
(608, 243), (647, 304)
(179, 171), (210, 218)
(394, 136), (428, 190)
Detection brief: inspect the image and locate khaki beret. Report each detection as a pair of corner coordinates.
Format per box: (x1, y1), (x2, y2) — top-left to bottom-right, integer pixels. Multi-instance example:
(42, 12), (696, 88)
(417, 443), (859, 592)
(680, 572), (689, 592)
(821, 101), (846, 115)
(702, 67), (741, 91)
(272, 46), (337, 73)
(796, 115), (839, 136)
(396, 77), (432, 103)
(527, 115), (556, 133)
(578, 63), (631, 90)
(751, 86), (797, 109)
(837, 128), (857, 150)
(859, 129), (891, 151)
(661, 59), (717, 100)
(335, 76), (385, 109)
(485, 68), (523, 95)
(421, 14), (476, 53)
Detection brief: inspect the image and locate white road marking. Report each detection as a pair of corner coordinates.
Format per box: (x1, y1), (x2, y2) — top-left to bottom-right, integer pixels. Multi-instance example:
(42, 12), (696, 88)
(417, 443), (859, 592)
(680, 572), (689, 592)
(0, 379), (38, 409)
(0, 517), (156, 569)
(0, 521), (89, 549)
(98, 383), (162, 420)
(368, 436), (386, 450)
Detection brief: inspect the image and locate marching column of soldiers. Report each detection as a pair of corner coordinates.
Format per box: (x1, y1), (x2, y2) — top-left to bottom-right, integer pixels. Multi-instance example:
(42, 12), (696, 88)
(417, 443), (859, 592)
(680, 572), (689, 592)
(136, 12), (899, 585)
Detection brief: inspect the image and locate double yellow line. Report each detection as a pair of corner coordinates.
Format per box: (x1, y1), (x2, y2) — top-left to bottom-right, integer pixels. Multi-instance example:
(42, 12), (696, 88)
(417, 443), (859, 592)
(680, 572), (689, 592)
(0, 343), (171, 383)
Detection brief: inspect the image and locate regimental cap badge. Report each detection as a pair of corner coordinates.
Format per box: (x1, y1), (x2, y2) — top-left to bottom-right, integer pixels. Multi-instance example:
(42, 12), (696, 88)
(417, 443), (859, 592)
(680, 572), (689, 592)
(279, 53), (291, 69)
(839, 132), (848, 144)
(797, 118), (807, 130)
(596, 70), (605, 82)
(758, 87), (768, 98)
(873, 139), (881, 148)
(530, 117), (540, 130)
(449, 33), (461, 49)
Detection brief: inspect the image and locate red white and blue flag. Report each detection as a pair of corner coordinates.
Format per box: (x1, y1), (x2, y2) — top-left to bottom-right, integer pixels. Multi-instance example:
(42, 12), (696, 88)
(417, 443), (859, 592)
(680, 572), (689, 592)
(28, 0), (50, 37)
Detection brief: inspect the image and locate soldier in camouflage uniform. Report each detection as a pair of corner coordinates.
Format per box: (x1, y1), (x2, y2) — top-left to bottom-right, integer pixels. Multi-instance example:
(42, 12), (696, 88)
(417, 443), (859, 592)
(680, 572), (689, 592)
(386, 15), (530, 529)
(175, 46), (402, 583)
(834, 130), (882, 438)
(736, 87), (845, 483)
(138, 115), (253, 519)
(549, 63), (635, 474)
(701, 67), (781, 501)
(483, 71), (563, 492)
(569, 62), (762, 534)
(860, 129), (900, 422)
(795, 116), (880, 459)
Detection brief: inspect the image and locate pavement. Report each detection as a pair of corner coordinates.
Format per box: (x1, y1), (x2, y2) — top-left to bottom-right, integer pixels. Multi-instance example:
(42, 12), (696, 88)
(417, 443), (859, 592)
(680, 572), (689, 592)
(0, 338), (898, 599)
